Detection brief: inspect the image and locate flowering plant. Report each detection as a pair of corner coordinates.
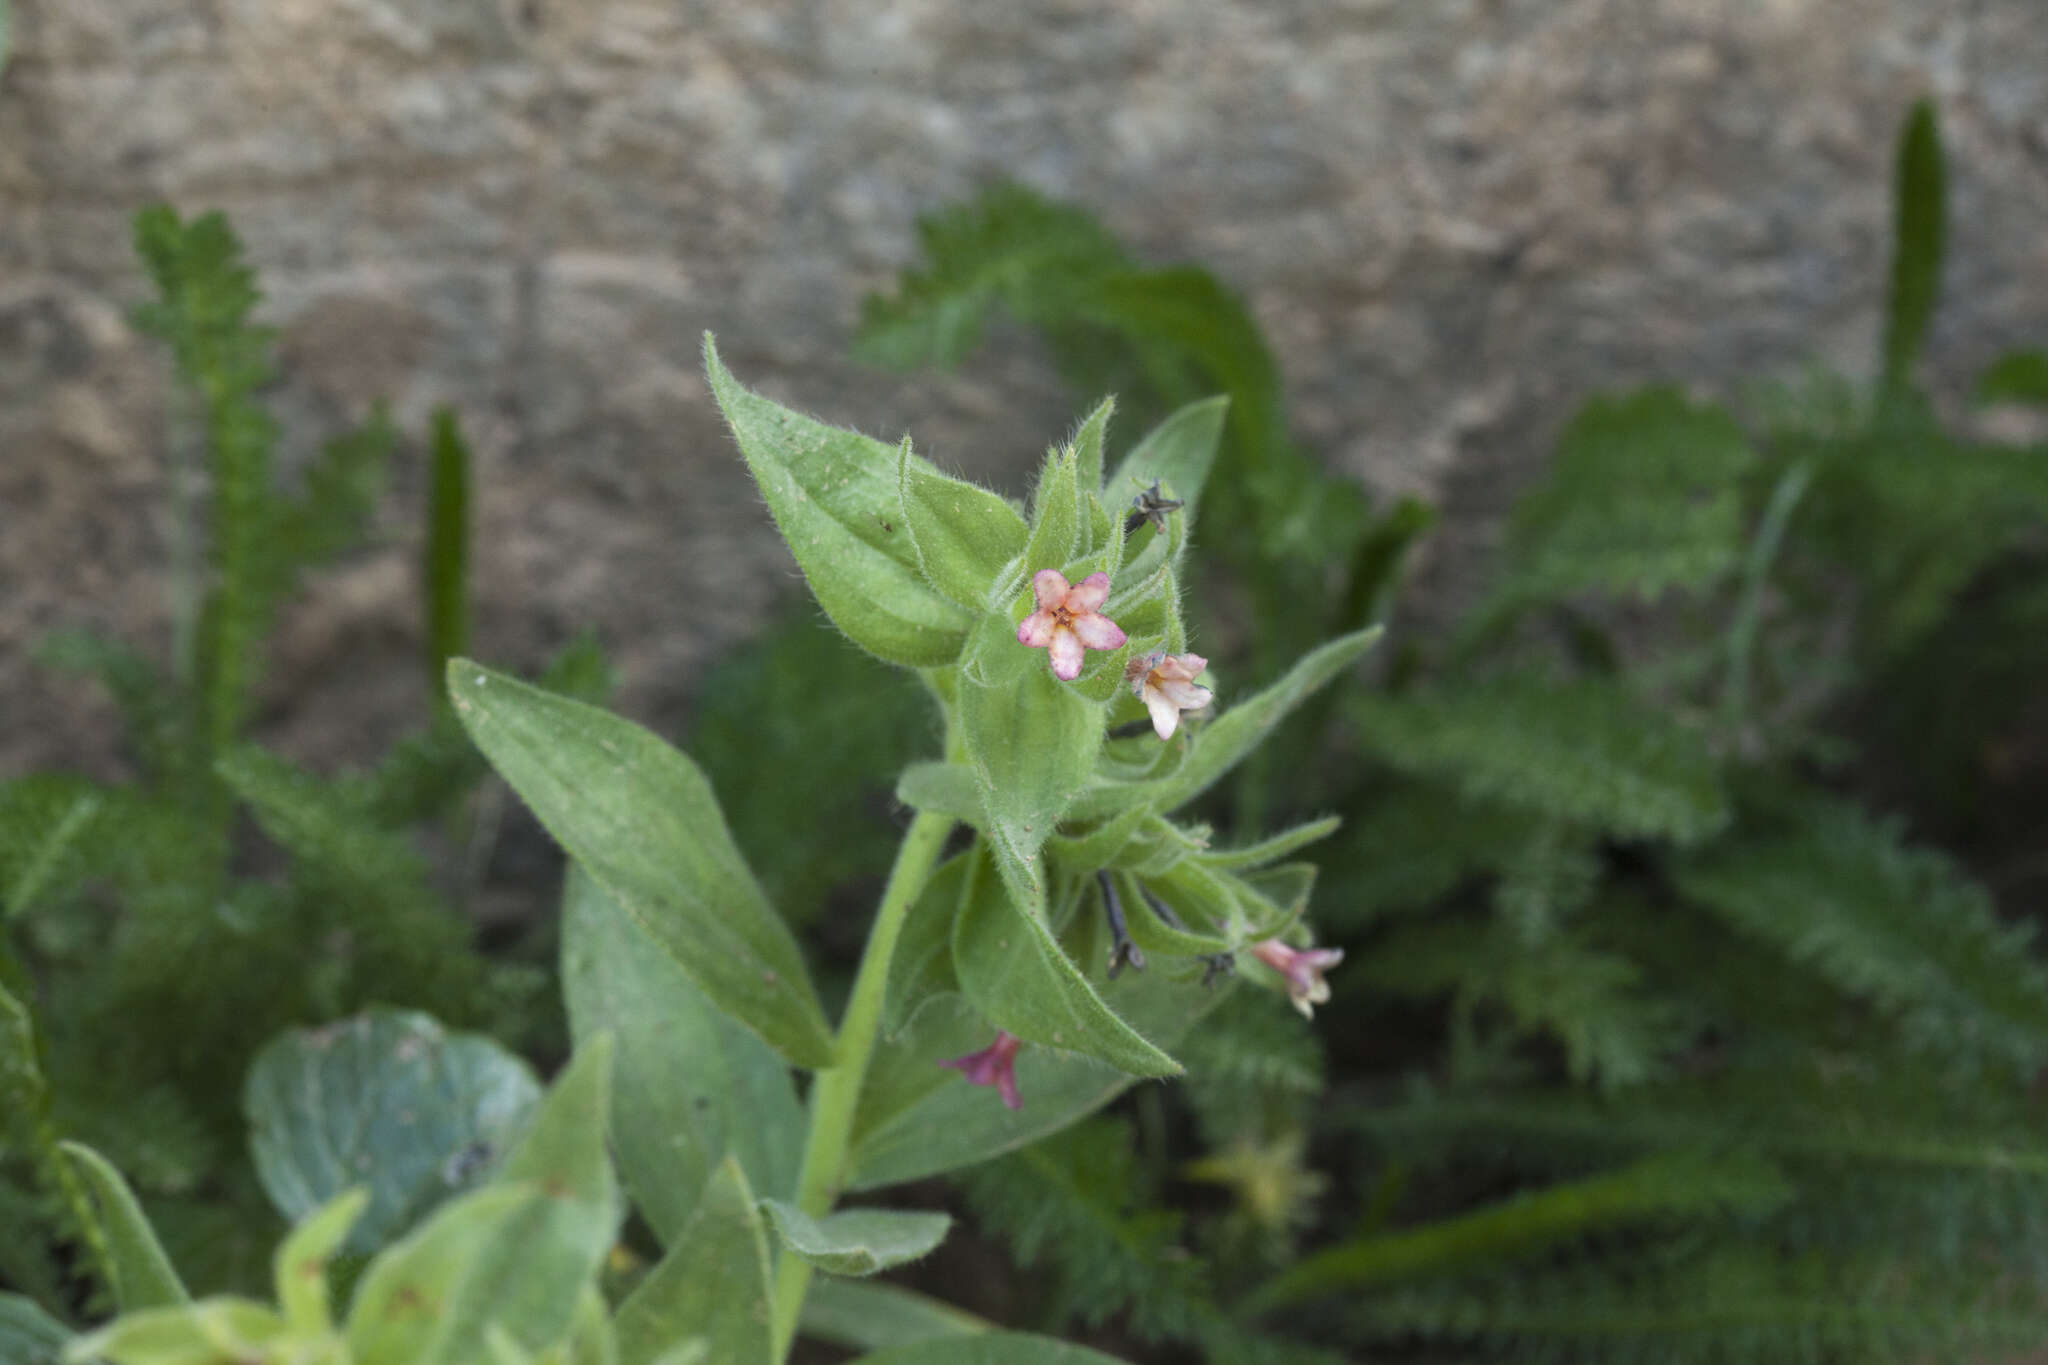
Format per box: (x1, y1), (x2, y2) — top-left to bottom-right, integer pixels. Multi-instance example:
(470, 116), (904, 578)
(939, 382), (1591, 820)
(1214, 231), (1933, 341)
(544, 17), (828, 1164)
(55, 338), (1367, 1365)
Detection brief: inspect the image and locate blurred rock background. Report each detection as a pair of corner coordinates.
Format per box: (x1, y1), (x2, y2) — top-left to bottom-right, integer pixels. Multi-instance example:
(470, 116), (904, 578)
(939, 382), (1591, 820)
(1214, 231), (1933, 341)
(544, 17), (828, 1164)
(3, 0), (2043, 777)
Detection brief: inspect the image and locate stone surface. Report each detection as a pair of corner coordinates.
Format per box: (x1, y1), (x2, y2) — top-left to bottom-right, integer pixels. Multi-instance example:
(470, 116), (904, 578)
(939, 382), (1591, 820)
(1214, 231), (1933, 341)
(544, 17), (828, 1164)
(2, 0), (2044, 777)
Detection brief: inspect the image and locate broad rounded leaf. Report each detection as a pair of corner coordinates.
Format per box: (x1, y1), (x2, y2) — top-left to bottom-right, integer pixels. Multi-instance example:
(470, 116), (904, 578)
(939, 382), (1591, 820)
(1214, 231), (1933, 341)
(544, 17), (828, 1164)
(448, 661), (836, 1067)
(562, 866), (803, 1245)
(705, 336), (971, 666)
(0, 1293), (69, 1365)
(244, 1009), (541, 1255)
(346, 1040), (620, 1365)
(759, 1201), (951, 1277)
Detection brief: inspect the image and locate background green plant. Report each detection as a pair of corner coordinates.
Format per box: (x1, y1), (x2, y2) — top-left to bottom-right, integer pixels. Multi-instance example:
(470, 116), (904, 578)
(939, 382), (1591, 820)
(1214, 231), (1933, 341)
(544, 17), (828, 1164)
(839, 97), (2048, 1363)
(8, 94), (2048, 1365)
(0, 208), (595, 1304)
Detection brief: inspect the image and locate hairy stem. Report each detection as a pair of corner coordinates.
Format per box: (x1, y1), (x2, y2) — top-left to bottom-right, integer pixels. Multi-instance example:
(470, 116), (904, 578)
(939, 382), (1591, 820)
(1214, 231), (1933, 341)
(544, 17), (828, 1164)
(769, 804), (955, 1359)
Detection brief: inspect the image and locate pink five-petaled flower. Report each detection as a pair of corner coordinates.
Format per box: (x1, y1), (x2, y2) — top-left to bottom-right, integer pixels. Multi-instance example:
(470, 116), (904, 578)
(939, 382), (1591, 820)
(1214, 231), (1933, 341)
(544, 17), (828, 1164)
(1250, 939), (1345, 1019)
(1018, 570), (1126, 681)
(939, 1030), (1025, 1110)
(1124, 650), (1214, 740)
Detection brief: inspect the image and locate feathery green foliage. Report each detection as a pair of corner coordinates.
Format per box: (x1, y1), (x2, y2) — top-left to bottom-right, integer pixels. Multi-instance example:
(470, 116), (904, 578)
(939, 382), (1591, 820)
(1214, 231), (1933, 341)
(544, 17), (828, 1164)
(857, 99), (2048, 1365)
(0, 210), (561, 1307)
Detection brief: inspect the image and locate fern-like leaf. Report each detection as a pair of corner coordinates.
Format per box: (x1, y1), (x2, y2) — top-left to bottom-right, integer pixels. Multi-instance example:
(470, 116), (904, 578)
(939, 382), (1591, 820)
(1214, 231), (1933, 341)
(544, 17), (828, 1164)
(1672, 795), (2048, 1070)
(1350, 677), (1729, 845)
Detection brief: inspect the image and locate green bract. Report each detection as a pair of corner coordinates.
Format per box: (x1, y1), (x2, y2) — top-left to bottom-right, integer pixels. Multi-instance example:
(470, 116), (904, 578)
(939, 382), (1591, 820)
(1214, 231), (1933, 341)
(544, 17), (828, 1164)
(705, 337), (972, 667)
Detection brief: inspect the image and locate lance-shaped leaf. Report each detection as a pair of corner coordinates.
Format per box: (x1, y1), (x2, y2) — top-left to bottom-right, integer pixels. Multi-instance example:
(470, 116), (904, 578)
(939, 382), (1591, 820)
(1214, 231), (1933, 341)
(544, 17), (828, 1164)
(1115, 871), (1232, 959)
(1021, 448), (1081, 576)
(449, 662), (834, 1067)
(1045, 804), (1152, 872)
(850, 965), (1229, 1190)
(274, 1189), (368, 1335)
(898, 442), (1028, 610)
(615, 1160), (772, 1365)
(1881, 99), (1945, 391)
(244, 1009), (541, 1255)
(759, 1202), (952, 1277)
(346, 1185), (549, 1365)
(848, 1328), (1131, 1363)
(0, 980), (44, 1151)
(705, 336), (971, 666)
(1068, 629), (1380, 822)
(59, 1143), (187, 1312)
(1198, 816), (1341, 870)
(800, 1281), (989, 1353)
(1107, 395), (1227, 524)
(1068, 397), (1115, 510)
(562, 867), (803, 1245)
(951, 845), (1178, 1078)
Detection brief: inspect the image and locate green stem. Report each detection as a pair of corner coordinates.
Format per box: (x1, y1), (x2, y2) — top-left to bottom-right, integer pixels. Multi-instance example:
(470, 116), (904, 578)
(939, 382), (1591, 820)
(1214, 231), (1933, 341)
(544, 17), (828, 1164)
(768, 805), (955, 1359)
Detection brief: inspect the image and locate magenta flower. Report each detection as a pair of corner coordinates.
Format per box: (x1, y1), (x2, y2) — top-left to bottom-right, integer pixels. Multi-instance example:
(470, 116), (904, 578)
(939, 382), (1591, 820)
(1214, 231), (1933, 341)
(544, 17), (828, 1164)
(1124, 650), (1214, 739)
(939, 1030), (1024, 1110)
(1018, 570), (1126, 681)
(1250, 939), (1345, 1018)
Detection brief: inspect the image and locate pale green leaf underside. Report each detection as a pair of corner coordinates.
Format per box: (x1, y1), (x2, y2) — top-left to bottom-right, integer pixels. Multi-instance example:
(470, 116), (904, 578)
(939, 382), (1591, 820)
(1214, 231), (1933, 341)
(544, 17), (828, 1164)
(561, 867), (803, 1246)
(243, 1008), (542, 1256)
(760, 1200), (952, 1277)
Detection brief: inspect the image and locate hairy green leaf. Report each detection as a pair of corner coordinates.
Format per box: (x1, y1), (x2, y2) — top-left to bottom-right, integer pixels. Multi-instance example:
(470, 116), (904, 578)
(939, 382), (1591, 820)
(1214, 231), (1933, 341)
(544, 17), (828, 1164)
(615, 1160), (772, 1365)
(705, 336), (971, 666)
(799, 1280), (988, 1353)
(849, 1333), (1130, 1365)
(448, 661), (834, 1067)
(759, 1201), (951, 1277)
(1072, 629), (1378, 822)
(561, 867), (802, 1245)
(952, 844), (1179, 1079)
(898, 442), (1028, 610)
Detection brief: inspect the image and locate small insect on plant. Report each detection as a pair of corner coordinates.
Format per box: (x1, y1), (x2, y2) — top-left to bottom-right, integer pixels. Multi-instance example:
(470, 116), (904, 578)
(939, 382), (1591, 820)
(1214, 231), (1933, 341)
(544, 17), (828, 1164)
(1124, 477), (1185, 535)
